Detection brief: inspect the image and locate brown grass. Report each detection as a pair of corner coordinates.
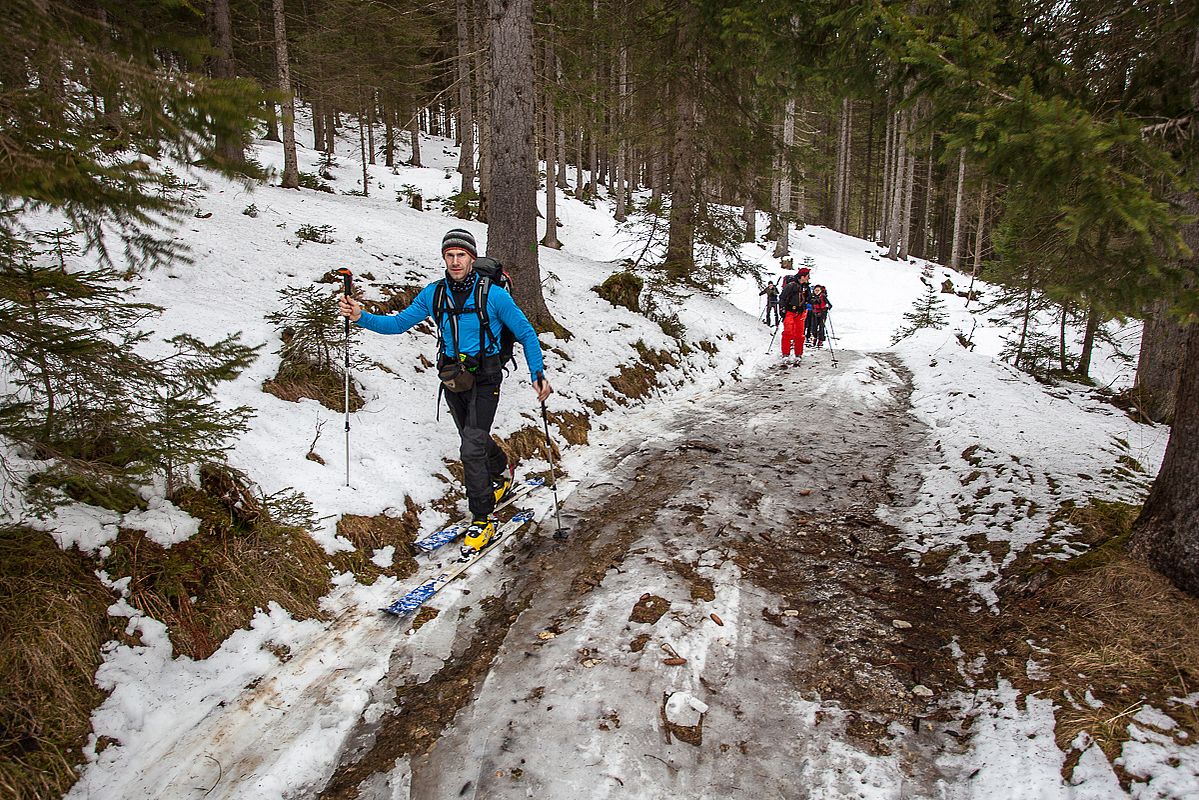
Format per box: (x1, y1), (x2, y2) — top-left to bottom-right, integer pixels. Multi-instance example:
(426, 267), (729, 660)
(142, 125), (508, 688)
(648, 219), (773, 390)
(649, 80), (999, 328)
(263, 360), (364, 413)
(0, 527), (118, 800)
(546, 410), (591, 446)
(967, 501), (1199, 783)
(330, 498), (421, 583)
(104, 474), (333, 660)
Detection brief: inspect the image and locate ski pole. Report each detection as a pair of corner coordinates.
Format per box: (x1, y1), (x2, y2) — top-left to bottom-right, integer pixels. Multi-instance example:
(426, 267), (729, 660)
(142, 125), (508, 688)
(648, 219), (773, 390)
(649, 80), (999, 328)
(765, 317), (780, 355)
(539, 398), (567, 540)
(336, 267), (353, 487)
(826, 312), (839, 367)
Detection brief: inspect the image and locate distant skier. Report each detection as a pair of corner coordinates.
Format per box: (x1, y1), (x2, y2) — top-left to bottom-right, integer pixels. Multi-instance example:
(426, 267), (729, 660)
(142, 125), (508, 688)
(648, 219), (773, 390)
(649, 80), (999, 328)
(778, 266), (813, 363)
(759, 281), (780, 326)
(806, 284), (832, 348)
(337, 228), (553, 554)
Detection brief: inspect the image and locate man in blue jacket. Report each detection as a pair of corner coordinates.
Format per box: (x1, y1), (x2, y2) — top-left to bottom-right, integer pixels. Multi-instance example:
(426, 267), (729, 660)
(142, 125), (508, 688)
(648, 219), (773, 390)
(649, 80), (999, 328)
(337, 228), (552, 553)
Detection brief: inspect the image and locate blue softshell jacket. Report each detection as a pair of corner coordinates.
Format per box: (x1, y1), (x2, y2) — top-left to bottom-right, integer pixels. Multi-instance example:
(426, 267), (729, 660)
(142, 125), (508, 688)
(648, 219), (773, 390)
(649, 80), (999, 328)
(355, 273), (546, 382)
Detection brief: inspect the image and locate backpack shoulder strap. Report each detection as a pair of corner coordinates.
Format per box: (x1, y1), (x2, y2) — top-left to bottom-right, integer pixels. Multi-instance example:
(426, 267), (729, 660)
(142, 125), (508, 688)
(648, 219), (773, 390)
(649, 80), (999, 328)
(473, 276), (498, 355)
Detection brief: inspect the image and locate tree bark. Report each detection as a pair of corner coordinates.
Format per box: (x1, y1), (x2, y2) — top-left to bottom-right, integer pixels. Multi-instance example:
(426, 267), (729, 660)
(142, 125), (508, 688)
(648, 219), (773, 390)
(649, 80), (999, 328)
(899, 108), (917, 261)
(614, 45), (628, 222)
(474, 0), (490, 220)
(950, 147), (966, 270)
(541, 39), (561, 249)
(886, 107), (907, 259)
(273, 0), (299, 189)
(663, 8), (698, 280)
(773, 98), (795, 260)
(456, 0), (476, 215)
(1130, 321), (1199, 597)
(488, 0), (558, 329)
(743, 189), (756, 242)
(210, 0), (244, 166)
(1077, 303), (1100, 379)
(408, 110), (422, 167)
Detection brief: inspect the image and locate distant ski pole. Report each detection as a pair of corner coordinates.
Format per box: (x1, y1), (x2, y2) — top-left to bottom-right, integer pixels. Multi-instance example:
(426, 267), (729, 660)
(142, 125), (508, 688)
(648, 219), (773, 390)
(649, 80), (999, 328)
(765, 319), (780, 355)
(336, 267), (353, 487)
(540, 399), (567, 540)
(826, 312), (839, 367)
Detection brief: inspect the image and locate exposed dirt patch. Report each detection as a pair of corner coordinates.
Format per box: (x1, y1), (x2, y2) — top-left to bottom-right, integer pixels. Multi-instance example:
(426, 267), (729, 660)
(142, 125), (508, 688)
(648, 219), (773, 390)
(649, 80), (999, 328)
(331, 498), (422, 583)
(629, 594), (671, 624)
(318, 596), (526, 799)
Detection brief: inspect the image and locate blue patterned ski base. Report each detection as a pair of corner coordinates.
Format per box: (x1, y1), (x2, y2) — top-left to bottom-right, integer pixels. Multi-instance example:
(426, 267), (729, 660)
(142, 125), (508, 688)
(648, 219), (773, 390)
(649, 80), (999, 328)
(412, 478), (545, 553)
(382, 509), (537, 617)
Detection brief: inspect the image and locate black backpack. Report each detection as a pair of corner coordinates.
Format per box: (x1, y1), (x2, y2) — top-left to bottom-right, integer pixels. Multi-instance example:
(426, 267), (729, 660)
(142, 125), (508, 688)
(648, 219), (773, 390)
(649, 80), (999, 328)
(432, 256), (517, 369)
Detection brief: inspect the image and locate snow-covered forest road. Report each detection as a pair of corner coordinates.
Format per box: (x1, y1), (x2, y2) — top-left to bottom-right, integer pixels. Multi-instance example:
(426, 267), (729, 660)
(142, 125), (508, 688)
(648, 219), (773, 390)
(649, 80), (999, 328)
(318, 351), (974, 799)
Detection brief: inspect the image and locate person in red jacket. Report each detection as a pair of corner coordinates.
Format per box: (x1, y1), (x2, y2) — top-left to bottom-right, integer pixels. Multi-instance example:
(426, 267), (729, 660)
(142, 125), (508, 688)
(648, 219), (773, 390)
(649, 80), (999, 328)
(777, 267), (812, 363)
(806, 284), (832, 347)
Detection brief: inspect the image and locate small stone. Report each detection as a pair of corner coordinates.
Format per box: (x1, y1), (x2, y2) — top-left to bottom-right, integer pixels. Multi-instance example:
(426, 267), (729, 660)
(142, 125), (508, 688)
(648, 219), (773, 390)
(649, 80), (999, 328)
(663, 657), (687, 666)
(710, 613), (724, 626)
(582, 658), (601, 668)
(783, 609), (799, 617)
(892, 619), (913, 629)
(799, 489), (812, 496)
(912, 684), (934, 698)
(538, 630), (556, 640)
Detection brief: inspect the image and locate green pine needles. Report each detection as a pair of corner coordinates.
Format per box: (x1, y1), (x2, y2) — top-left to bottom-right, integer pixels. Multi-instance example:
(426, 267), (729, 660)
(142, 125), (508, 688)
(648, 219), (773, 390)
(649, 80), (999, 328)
(891, 281), (950, 344)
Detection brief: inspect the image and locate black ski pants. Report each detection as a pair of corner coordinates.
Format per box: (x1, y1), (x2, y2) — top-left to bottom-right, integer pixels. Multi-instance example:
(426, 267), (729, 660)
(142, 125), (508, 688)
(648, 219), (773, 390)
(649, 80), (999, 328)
(764, 301), (779, 327)
(443, 369), (509, 519)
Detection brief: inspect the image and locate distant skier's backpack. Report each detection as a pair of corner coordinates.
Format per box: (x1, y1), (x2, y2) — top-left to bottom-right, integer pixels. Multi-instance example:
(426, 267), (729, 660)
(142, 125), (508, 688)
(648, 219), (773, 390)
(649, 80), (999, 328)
(432, 256), (517, 370)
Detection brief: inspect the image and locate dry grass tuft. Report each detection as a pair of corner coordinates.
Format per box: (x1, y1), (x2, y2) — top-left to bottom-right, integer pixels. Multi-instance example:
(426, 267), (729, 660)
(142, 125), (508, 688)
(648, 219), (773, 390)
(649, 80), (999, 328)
(546, 410), (591, 446)
(263, 360), (364, 412)
(0, 527), (118, 800)
(971, 500), (1199, 783)
(331, 498), (421, 583)
(496, 426), (557, 464)
(104, 474), (333, 660)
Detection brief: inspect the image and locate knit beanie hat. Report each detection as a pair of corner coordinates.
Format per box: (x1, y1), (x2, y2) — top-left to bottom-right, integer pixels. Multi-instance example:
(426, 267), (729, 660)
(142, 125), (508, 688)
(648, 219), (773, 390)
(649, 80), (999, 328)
(441, 228), (477, 258)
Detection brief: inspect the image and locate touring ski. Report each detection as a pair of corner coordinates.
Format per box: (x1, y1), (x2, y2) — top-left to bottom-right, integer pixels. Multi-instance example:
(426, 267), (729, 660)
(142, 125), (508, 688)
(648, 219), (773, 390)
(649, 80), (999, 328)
(382, 509), (536, 616)
(411, 478), (545, 553)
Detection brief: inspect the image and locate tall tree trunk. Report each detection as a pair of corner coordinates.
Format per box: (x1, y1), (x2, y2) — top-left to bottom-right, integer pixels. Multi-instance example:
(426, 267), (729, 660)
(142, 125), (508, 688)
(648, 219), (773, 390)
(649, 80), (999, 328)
(541, 39), (561, 248)
(408, 110), (422, 167)
(950, 147), (967, 270)
(774, 98), (795, 259)
(899, 120), (916, 261)
(474, 0), (491, 220)
(367, 98), (376, 165)
(210, 0), (244, 167)
(886, 108), (907, 259)
(663, 9), (697, 280)
(1077, 303), (1100, 379)
(833, 97), (849, 231)
(743, 189), (756, 243)
(880, 97), (894, 242)
(313, 99), (325, 151)
(384, 104), (395, 167)
(1014, 267), (1035, 369)
(920, 134), (934, 257)
(489, 0), (558, 329)
(358, 108), (369, 196)
(273, 0), (299, 189)
(614, 45), (628, 222)
(456, 0), (476, 214)
(1128, 21), (1199, 598)
(574, 126), (584, 197)
(968, 180), (987, 293)
(1130, 321), (1199, 597)
(1136, 298), (1189, 424)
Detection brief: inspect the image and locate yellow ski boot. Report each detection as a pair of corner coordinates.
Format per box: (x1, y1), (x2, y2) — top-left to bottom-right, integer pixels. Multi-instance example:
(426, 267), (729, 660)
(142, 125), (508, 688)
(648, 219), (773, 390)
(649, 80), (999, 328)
(462, 516), (497, 555)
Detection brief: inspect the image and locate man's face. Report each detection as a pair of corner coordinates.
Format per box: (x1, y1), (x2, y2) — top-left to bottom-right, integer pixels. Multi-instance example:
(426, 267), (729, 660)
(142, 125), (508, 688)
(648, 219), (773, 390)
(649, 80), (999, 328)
(799, 274), (810, 283)
(443, 248), (475, 280)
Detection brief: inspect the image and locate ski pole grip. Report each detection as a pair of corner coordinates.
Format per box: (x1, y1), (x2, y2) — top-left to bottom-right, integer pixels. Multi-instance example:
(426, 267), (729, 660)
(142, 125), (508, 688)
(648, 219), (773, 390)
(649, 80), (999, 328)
(337, 267), (353, 296)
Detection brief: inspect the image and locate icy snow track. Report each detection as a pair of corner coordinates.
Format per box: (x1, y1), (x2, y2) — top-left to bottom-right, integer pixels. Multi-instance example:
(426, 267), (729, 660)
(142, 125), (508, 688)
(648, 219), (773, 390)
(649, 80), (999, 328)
(317, 351), (978, 800)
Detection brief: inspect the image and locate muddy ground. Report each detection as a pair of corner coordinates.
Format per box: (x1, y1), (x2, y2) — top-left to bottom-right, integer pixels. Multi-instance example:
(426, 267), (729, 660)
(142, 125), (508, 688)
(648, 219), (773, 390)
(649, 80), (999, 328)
(318, 352), (984, 799)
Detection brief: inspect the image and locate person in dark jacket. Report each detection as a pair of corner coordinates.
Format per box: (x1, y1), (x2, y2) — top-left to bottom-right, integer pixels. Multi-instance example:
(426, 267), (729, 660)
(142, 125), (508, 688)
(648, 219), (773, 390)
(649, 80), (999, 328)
(759, 281), (780, 326)
(806, 284), (832, 347)
(777, 267), (813, 362)
(338, 228), (552, 553)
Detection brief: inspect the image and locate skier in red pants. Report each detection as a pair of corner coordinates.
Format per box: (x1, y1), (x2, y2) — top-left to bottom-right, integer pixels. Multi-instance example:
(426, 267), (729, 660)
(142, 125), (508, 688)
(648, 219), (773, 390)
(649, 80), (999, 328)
(778, 266), (813, 365)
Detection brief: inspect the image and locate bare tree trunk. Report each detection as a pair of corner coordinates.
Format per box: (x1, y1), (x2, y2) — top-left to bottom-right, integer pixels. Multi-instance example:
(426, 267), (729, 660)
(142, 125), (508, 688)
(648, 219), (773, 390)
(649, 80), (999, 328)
(886, 108), (907, 259)
(614, 45), (629, 222)
(899, 115), (917, 261)
(880, 98), (894, 242)
(541, 39), (561, 248)
(920, 135), (934, 257)
(367, 97), (376, 164)
(950, 147), (967, 270)
(358, 108), (369, 196)
(474, 0), (490, 220)
(1077, 303), (1100, 379)
(489, 0), (558, 329)
(743, 189), (756, 242)
(313, 99), (325, 151)
(210, 0), (244, 167)
(456, 0), (476, 215)
(663, 8), (698, 280)
(969, 180), (987, 282)
(833, 97), (849, 231)
(384, 104), (395, 167)
(575, 126), (584, 197)
(773, 98), (795, 260)
(408, 110), (422, 167)
(273, 0), (299, 189)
